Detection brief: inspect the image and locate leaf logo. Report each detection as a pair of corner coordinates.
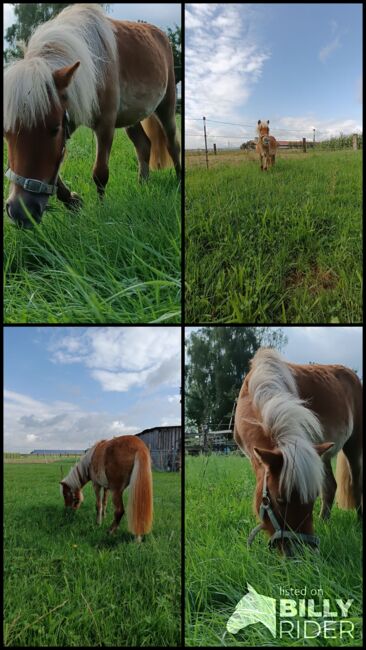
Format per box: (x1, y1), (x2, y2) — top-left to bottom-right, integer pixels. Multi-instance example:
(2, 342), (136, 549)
(227, 583), (276, 637)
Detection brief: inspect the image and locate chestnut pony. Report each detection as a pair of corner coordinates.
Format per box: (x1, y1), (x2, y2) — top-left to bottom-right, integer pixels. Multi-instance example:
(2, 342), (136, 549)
(256, 120), (277, 171)
(4, 4), (181, 227)
(235, 348), (362, 556)
(60, 435), (153, 542)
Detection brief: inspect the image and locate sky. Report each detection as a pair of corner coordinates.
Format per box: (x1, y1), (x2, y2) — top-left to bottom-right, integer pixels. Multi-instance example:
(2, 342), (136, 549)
(4, 327), (181, 453)
(185, 3), (362, 148)
(185, 327), (363, 378)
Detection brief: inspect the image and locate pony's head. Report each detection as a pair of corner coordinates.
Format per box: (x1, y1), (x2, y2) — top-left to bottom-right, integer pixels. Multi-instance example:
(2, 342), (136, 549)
(4, 61), (79, 227)
(252, 442), (334, 556)
(60, 480), (84, 510)
(257, 119), (270, 137)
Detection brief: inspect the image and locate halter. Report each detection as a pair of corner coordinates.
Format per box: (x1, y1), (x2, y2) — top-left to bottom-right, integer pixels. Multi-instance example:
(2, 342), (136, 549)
(5, 110), (71, 196)
(247, 469), (320, 550)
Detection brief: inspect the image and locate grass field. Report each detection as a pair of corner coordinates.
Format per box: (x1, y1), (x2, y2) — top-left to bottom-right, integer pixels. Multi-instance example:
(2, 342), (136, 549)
(4, 460), (181, 647)
(4, 118), (181, 324)
(185, 454), (362, 647)
(185, 150), (362, 323)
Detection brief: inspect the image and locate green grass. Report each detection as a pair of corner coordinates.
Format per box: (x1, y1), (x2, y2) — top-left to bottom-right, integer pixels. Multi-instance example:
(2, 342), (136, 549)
(4, 120), (181, 324)
(185, 150), (362, 323)
(4, 462), (181, 647)
(185, 454), (362, 647)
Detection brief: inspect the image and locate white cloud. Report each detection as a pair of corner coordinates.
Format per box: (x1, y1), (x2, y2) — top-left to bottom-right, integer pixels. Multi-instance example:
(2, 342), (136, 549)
(186, 3), (270, 147)
(49, 327), (181, 393)
(319, 35), (341, 63)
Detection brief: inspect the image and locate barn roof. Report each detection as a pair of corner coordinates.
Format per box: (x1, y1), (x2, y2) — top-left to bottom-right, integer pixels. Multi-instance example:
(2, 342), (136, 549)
(136, 425), (181, 436)
(30, 449), (85, 455)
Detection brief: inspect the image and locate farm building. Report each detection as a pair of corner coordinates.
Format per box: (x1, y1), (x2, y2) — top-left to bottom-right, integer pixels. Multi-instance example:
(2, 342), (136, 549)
(30, 449), (86, 456)
(136, 425), (181, 471)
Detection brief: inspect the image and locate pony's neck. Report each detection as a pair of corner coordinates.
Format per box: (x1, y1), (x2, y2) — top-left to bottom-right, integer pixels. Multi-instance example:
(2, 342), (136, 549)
(63, 447), (94, 490)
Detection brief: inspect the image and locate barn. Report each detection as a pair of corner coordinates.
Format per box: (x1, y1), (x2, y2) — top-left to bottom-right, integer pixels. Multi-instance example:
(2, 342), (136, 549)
(30, 449), (86, 456)
(136, 425), (181, 471)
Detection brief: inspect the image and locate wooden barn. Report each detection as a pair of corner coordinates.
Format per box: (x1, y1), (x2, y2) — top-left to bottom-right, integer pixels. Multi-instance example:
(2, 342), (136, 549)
(136, 425), (181, 471)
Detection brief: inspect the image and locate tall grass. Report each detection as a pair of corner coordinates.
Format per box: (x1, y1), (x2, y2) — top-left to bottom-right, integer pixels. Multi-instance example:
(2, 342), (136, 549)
(4, 120), (181, 324)
(4, 463), (181, 646)
(185, 150), (362, 323)
(185, 454), (362, 647)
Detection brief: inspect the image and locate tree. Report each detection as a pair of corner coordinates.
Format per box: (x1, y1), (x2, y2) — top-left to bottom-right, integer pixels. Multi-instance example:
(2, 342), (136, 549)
(4, 4), (110, 63)
(166, 26), (181, 84)
(185, 327), (287, 432)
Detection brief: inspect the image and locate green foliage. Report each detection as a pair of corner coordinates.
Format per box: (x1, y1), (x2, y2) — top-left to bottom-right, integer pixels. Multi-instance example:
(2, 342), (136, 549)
(4, 121), (181, 324)
(166, 26), (182, 83)
(185, 151), (362, 323)
(4, 463), (181, 647)
(185, 327), (286, 430)
(185, 454), (362, 647)
(4, 4), (109, 62)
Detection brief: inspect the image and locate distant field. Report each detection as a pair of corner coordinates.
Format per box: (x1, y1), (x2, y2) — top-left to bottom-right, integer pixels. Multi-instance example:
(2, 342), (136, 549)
(185, 150), (362, 323)
(185, 454), (362, 647)
(4, 117), (181, 324)
(4, 463), (181, 646)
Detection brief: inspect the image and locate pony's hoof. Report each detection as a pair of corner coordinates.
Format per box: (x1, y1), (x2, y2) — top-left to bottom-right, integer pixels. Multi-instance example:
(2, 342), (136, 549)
(66, 192), (83, 212)
(135, 535), (142, 543)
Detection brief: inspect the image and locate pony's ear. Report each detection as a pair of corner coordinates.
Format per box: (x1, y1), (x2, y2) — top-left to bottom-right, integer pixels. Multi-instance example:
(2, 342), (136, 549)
(253, 446), (283, 471)
(53, 61), (80, 91)
(313, 442), (334, 457)
(258, 119), (261, 124)
(267, 120), (270, 124)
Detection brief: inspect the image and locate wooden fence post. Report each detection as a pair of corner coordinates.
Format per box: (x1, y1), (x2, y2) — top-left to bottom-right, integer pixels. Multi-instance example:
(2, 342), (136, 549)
(352, 134), (358, 150)
(302, 137), (307, 153)
(203, 116), (209, 169)
(213, 143), (217, 155)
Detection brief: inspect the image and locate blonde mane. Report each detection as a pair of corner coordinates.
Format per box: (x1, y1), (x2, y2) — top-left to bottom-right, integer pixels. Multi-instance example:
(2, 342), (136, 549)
(248, 348), (324, 503)
(4, 4), (117, 131)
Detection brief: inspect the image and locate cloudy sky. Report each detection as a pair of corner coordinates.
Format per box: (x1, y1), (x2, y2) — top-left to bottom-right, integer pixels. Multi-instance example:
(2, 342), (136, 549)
(186, 3), (362, 148)
(4, 327), (181, 453)
(185, 327), (363, 378)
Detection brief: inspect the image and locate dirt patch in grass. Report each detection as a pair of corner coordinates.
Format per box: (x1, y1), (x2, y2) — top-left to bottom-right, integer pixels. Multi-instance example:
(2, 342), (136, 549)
(286, 266), (339, 293)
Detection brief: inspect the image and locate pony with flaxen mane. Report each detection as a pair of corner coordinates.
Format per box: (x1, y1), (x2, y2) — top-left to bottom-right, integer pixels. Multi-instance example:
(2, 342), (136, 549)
(256, 120), (277, 171)
(234, 348), (362, 556)
(4, 4), (180, 227)
(60, 435), (153, 542)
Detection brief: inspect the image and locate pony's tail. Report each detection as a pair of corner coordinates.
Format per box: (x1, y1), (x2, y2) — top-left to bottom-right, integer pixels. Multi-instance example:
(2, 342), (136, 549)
(335, 450), (355, 509)
(141, 114), (172, 170)
(127, 447), (153, 537)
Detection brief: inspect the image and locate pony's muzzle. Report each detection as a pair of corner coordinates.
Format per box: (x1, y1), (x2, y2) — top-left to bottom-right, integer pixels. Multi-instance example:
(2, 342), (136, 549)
(6, 194), (46, 228)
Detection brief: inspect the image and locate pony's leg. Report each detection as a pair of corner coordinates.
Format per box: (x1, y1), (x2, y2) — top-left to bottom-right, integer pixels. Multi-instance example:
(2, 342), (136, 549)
(125, 124), (151, 182)
(108, 490), (125, 534)
(56, 177), (83, 210)
(342, 436), (363, 518)
(93, 124), (115, 197)
(154, 97), (181, 181)
(102, 488), (109, 518)
(260, 155), (263, 171)
(320, 458), (337, 519)
(93, 484), (103, 525)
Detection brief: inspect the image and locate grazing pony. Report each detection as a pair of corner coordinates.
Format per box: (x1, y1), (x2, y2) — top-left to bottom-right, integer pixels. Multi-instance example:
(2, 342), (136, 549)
(60, 435), (153, 542)
(234, 348), (362, 556)
(4, 3), (181, 227)
(256, 120), (277, 171)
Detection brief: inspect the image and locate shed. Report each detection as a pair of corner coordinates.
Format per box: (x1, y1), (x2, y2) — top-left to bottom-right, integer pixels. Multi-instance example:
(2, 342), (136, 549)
(136, 425), (181, 471)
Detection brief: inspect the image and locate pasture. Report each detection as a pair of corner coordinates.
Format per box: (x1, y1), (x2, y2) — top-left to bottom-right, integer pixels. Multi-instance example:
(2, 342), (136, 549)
(185, 149), (362, 323)
(4, 459), (181, 647)
(185, 454), (362, 647)
(4, 118), (181, 324)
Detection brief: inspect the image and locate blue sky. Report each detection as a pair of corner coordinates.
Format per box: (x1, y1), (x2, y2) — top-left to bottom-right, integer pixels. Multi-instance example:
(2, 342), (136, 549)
(186, 3), (362, 148)
(185, 327), (363, 379)
(4, 327), (181, 452)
